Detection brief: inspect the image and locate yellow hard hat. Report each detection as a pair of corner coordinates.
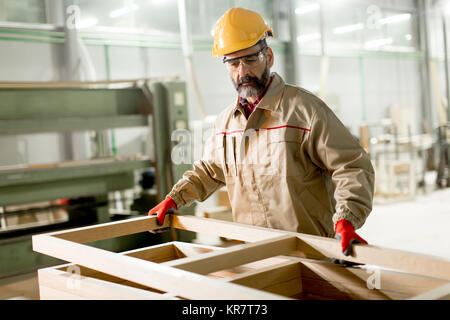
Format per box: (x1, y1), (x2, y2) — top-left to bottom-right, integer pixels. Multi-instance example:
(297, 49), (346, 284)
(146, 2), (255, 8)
(212, 7), (273, 57)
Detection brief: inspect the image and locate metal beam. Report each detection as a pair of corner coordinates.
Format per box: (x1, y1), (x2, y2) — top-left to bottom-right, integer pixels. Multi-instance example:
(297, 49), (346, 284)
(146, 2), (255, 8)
(417, 0), (434, 133)
(443, 11), (450, 122)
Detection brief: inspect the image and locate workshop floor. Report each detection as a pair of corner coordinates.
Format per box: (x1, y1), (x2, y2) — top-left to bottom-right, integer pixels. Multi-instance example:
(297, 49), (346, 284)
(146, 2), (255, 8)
(359, 187), (450, 261)
(0, 272), (39, 300)
(1, 187), (449, 300)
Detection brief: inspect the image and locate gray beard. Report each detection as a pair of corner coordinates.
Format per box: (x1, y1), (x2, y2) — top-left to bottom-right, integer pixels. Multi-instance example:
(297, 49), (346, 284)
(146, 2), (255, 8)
(233, 64), (271, 99)
(238, 85), (260, 99)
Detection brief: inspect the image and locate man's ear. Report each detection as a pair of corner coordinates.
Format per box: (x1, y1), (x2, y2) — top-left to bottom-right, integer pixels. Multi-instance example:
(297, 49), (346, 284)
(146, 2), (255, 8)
(266, 47), (274, 68)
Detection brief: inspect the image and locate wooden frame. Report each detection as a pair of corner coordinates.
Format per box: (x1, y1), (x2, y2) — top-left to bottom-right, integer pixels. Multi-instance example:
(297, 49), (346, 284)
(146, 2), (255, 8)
(32, 214), (450, 300)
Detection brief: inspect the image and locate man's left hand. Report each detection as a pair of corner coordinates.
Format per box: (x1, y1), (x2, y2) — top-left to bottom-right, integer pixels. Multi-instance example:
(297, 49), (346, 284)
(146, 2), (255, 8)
(334, 219), (368, 256)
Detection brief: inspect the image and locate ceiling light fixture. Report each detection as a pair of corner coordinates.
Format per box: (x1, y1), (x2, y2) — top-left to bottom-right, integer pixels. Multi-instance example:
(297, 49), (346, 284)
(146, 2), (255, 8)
(379, 13), (411, 25)
(333, 23), (364, 34)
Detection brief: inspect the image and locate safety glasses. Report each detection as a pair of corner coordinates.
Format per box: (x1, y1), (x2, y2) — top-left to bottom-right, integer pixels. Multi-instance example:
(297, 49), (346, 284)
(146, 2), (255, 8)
(223, 49), (266, 71)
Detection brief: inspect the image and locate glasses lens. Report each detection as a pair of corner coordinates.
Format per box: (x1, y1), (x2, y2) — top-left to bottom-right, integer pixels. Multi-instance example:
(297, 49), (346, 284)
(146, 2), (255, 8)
(224, 51), (264, 71)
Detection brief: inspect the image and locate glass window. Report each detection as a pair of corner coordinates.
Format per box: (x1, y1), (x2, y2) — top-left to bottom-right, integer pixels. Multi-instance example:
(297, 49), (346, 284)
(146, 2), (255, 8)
(295, 0), (419, 55)
(186, 0), (234, 38)
(363, 8), (418, 53)
(186, 0), (275, 40)
(75, 0), (276, 37)
(0, 0), (46, 24)
(75, 0), (180, 34)
(295, 0), (322, 55)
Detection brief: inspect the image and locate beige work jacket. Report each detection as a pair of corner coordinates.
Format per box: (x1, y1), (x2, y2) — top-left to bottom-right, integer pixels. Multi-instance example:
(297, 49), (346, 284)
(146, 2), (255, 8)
(168, 72), (375, 237)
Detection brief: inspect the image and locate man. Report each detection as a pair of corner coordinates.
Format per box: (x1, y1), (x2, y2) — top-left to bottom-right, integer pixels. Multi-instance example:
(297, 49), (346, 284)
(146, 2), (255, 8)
(149, 7), (374, 256)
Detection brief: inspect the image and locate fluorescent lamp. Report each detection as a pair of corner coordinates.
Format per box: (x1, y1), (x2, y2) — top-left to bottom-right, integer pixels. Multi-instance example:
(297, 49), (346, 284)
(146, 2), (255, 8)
(76, 18), (98, 29)
(333, 23), (364, 34)
(364, 37), (393, 49)
(379, 13), (411, 25)
(297, 33), (321, 43)
(295, 3), (320, 15)
(109, 4), (139, 18)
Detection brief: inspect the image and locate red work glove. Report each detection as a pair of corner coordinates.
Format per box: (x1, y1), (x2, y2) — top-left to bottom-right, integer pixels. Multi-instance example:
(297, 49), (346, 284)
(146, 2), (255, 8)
(148, 197), (177, 226)
(334, 219), (368, 256)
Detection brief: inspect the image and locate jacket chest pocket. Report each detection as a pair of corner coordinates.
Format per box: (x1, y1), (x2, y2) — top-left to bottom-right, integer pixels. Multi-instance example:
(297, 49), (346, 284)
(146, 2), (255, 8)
(219, 134), (238, 177)
(264, 127), (306, 176)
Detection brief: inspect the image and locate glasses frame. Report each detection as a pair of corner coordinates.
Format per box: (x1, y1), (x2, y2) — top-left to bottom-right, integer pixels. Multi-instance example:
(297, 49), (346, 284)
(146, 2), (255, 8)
(222, 48), (267, 71)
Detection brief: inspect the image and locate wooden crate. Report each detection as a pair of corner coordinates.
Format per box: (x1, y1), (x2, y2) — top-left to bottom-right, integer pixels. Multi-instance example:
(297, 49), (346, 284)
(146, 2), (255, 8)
(32, 214), (450, 300)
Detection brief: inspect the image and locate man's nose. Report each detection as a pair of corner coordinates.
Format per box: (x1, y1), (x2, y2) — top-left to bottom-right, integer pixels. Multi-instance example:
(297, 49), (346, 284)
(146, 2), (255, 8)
(238, 62), (249, 77)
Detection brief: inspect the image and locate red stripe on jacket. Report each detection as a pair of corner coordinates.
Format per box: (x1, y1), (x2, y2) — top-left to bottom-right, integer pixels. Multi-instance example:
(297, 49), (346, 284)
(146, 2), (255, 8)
(216, 125), (311, 135)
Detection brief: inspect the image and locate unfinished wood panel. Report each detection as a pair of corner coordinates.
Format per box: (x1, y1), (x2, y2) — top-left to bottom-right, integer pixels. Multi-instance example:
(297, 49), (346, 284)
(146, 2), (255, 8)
(206, 256), (296, 279)
(49, 215), (169, 243)
(298, 258), (448, 300)
(38, 268), (171, 300)
(33, 214), (450, 300)
(122, 242), (180, 263)
(57, 242), (224, 289)
(171, 215), (283, 242)
(228, 259), (301, 289)
(173, 215), (450, 282)
(163, 235), (297, 275)
(39, 285), (84, 300)
(33, 234), (289, 300)
(264, 278), (303, 297)
(299, 259), (390, 300)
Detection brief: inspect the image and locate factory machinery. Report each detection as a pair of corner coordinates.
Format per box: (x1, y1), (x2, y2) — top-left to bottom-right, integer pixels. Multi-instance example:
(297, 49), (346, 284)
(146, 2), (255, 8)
(0, 79), (195, 278)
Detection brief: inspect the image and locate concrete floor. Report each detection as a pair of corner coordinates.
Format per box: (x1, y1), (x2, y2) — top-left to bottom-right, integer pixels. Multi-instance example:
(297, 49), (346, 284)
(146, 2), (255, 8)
(359, 187), (450, 261)
(1, 187), (449, 300)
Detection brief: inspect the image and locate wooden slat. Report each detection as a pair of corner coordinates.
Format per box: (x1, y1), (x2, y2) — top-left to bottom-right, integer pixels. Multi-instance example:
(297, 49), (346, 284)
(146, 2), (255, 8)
(227, 259), (302, 290)
(53, 242), (225, 292)
(32, 213), (450, 300)
(174, 215), (450, 282)
(32, 234), (289, 300)
(292, 236), (450, 282)
(171, 214), (283, 242)
(47, 216), (168, 243)
(38, 268), (171, 300)
(163, 235), (297, 275)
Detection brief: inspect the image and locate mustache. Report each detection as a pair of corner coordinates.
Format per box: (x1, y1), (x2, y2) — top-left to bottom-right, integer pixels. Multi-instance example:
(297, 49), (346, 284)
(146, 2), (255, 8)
(237, 76), (263, 86)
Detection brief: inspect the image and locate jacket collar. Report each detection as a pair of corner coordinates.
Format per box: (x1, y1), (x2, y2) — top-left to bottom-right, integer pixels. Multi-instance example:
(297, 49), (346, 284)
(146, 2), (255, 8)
(233, 72), (285, 117)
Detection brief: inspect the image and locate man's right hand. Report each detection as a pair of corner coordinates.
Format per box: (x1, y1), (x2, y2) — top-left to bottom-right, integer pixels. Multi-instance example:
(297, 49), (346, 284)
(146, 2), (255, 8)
(148, 197), (177, 226)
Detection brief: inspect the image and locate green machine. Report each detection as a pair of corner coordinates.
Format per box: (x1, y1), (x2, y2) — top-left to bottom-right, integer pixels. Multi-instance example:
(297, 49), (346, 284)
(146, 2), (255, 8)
(0, 79), (195, 278)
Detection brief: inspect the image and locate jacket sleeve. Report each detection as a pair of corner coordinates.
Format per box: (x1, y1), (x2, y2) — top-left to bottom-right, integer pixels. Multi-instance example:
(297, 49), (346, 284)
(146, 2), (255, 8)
(167, 127), (226, 209)
(305, 102), (375, 230)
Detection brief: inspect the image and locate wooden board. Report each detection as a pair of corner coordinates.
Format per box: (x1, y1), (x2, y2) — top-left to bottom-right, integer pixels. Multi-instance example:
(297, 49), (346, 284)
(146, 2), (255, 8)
(32, 214), (450, 300)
